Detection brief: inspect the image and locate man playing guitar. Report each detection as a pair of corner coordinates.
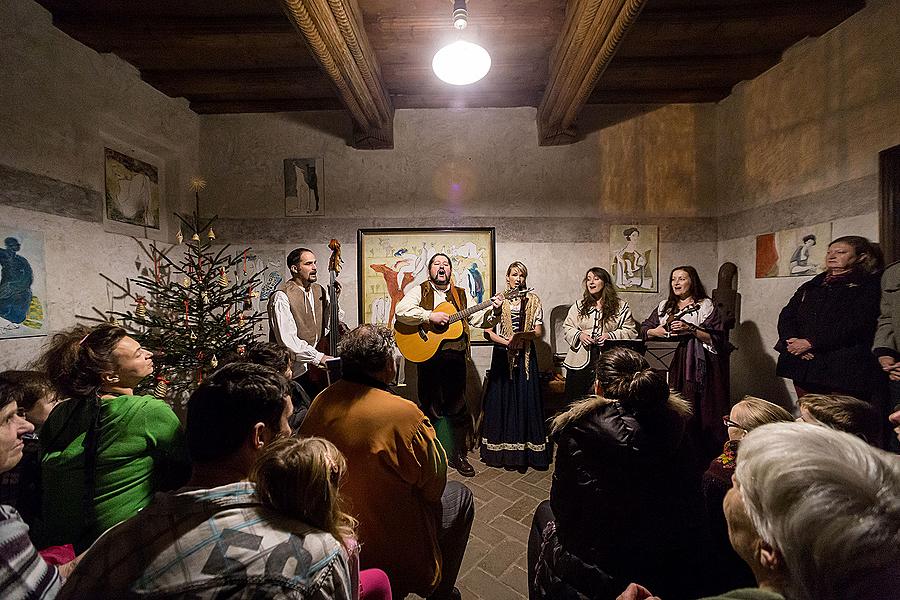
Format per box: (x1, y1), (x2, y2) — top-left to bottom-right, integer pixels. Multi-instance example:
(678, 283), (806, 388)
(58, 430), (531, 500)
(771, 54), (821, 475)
(395, 253), (503, 477)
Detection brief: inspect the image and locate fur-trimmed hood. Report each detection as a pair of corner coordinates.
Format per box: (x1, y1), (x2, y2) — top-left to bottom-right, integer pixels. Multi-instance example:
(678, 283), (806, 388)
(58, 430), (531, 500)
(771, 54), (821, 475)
(551, 391), (692, 435)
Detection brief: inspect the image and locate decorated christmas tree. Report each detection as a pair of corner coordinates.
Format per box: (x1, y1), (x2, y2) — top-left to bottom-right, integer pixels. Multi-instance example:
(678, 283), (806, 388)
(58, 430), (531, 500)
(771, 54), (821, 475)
(104, 178), (264, 405)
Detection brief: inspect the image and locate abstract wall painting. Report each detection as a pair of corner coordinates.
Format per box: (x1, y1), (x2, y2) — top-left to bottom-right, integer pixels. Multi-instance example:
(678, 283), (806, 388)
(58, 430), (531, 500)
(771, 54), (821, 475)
(0, 227), (48, 339)
(755, 223), (832, 278)
(284, 158), (325, 216)
(610, 224), (658, 292)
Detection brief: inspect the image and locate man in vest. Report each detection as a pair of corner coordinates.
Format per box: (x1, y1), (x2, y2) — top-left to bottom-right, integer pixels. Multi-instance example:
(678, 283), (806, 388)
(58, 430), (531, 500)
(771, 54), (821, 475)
(267, 247), (340, 398)
(395, 253), (502, 477)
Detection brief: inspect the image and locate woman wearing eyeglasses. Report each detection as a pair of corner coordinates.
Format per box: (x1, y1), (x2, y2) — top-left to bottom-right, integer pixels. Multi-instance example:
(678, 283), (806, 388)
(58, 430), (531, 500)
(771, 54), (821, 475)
(701, 396), (793, 595)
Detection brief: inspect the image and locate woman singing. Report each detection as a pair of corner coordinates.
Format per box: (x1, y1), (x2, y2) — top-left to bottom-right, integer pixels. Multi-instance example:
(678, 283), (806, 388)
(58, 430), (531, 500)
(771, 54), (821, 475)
(641, 265), (729, 462)
(562, 267), (637, 402)
(480, 262), (551, 470)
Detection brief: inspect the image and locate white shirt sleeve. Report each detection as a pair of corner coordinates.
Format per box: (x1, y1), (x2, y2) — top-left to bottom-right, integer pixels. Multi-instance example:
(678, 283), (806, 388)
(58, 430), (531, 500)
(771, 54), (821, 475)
(270, 291), (324, 365)
(395, 285), (431, 325)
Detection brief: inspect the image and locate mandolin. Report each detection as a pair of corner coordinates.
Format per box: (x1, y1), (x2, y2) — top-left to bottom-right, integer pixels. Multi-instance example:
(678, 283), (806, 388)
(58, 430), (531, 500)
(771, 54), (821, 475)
(394, 287), (532, 363)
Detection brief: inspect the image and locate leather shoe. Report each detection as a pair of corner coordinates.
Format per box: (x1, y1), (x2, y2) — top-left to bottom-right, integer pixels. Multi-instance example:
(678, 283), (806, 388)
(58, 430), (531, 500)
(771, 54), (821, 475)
(450, 454), (476, 477)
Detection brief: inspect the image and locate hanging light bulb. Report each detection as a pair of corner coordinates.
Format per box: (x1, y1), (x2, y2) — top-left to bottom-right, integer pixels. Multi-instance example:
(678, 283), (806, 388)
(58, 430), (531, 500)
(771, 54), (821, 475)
(432, 0), (491, 86)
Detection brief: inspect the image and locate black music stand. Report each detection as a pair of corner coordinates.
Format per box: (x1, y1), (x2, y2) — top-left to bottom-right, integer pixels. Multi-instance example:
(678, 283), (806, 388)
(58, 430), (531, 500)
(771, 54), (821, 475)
(643, 339), (684, 383)
(600, 338), (647, 355)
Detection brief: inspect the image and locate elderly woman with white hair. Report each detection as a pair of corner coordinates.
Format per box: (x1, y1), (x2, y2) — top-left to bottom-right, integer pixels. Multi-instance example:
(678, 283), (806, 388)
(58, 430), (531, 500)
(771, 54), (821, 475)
(618, 421), (900, 600)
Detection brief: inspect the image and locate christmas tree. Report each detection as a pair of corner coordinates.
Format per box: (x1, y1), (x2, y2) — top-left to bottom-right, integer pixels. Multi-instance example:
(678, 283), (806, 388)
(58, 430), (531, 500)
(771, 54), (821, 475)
(104, 177), (265, 405)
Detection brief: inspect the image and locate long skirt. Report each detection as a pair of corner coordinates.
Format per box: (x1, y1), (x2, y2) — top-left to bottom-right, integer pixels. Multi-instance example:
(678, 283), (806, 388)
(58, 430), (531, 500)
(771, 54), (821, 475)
(479, 344), (551, 469)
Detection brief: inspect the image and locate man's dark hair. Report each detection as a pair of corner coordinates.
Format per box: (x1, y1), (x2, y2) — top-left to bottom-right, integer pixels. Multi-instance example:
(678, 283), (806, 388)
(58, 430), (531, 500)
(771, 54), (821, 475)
(338, 324), (395, 379)
(186, 363), (290, 464)
(0, 370), (55, 412)
(243, 342), (294, 374)
(286, 247), (314, 269)
(427, 253), (453, 272)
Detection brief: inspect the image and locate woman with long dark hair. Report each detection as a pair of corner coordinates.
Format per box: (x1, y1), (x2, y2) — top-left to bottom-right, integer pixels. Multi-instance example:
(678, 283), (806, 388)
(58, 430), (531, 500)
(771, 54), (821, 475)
(528, 348), (704, 600)
(776, 235), (883, 403)
(641, 265), (729, 463)
(562, 267), (637, 402)
(480, 261), (551, 470)
(35, 323), (188, 552)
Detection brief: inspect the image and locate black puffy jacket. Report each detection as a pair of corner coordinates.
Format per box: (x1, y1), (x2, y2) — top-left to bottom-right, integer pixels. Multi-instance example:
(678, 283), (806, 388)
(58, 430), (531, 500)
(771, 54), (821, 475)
(535, 395), (708, 600)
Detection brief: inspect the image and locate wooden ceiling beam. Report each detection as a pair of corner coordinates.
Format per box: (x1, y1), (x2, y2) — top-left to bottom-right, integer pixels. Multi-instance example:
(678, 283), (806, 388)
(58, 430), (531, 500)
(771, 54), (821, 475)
(537, 0), (650, 146)
(190, 98), (346, 114)
(637, 0), (865, 22)
(595, 54), (782, 89)
(279, 0), (394, 149)
(140, 68), (336, 99)
(587, 87), (732, 104)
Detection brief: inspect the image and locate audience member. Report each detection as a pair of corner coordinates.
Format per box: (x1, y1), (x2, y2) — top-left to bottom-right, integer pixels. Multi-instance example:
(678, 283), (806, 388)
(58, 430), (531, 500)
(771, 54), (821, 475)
(300, 325), (473, 600)
(0, 379), (62, 599)
(251, 436), (392, 600)
(702, 397), (794, 594)
(874, 260), (900, 446)
(59, 363), (355, 598)
(0, 371), (58, 525)
(242, 340), (313, 430)
(619, 422), (900, 600)
(796, 393), (882, 445)
(35, 323), (189, 553)
(529, 347), (706, 600)
(776, 235), (882, 402)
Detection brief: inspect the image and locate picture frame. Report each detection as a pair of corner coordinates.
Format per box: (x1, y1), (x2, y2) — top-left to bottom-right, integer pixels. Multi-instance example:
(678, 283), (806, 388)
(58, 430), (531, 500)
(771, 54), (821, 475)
(284, 157), (325, 216)
(0, 226), (48, 339)
(357, 227), (496, 345)
(102, 143), (167, 242)
(609, 224), (658, 292)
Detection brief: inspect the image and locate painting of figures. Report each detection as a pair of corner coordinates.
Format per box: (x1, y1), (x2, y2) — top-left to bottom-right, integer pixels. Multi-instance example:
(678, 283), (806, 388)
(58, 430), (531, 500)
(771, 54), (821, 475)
(755, 223), (832, 278)
(0, 227), (47, 339)
(104, 147), (161, 229)
(358, 228), (495, 342)
(284, 158), (325, 216)
(610, 224), (658, 292)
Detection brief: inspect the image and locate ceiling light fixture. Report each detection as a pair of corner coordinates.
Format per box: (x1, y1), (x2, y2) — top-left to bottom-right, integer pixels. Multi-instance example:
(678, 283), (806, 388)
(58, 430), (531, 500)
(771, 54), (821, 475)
(432, 0), (491, 86)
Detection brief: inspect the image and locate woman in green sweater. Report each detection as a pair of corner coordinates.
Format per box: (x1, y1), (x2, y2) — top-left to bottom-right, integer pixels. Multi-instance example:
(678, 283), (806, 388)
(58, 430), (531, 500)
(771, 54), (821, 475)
(36, 323), (189, 553)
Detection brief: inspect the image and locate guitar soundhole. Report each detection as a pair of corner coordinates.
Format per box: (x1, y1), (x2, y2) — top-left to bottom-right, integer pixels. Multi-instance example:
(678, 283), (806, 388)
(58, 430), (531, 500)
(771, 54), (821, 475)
(432, 323), (448, 334)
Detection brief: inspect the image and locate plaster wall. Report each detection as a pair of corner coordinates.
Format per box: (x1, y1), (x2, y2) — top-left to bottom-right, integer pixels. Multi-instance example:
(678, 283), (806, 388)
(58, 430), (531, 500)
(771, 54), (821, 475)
(712, 0), (899, 406)
(0, 0), (200, 368)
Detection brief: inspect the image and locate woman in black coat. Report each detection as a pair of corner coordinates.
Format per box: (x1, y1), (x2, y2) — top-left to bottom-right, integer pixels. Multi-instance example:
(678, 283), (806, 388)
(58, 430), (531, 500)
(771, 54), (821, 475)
(776, 235), (882, 401)
(528, 348), (706, 600)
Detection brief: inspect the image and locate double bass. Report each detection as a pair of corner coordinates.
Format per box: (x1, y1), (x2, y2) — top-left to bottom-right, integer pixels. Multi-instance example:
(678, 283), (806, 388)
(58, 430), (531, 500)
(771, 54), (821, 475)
(311, 239), (345, 385)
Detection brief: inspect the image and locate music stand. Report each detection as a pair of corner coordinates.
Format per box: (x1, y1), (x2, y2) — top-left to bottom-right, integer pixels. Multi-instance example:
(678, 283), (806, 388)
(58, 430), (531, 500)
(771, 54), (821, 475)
(601, 338), (647, 355)
(644, 339), (683, 383)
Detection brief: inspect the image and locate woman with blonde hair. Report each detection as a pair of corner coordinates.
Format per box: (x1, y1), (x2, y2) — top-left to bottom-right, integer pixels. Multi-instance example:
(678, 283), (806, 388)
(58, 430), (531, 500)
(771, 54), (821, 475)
(797, 393), (882, 446)
(480, 261), (551, 470)
(702, 396), (794, 594)
(251, 436), (392, 600)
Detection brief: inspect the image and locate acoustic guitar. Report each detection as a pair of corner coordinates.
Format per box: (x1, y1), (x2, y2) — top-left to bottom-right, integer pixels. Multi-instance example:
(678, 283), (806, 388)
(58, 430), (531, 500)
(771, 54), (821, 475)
(394, 287), (531, 363)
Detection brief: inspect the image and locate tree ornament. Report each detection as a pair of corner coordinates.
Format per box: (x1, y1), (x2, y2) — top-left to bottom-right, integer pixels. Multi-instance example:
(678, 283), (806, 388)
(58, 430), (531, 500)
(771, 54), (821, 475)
(207, 228), (216, 240)
(176, 228), (184, 244)
(218, 268), (228, 287)
(189, 177), (207, 192)
(201, 291), (209, 304)
(153, 375), (170, 399)
(238, 313), (245, 326)
(182, 276), (191, 288)
(135, 296), (147, 318)
(191, 232), (201, 242)
(210, 354), (219, 369)
(237, 344), (246, 356)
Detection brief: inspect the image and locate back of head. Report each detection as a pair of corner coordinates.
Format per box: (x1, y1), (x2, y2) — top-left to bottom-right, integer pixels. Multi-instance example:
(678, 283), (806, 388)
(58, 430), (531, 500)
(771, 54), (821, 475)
(32, 323), (127, 398)
(597, 347), (673, 414)
(338, 324), (395, 380)
(736, 422), (900, 600)
(732, 396), (794, 431)
(187, 363), (290, 464)
(250, 436), (356, 546)
(0, 370), (55, 412)
(243, 341), (294, 374)
(798, 394), (882, 445)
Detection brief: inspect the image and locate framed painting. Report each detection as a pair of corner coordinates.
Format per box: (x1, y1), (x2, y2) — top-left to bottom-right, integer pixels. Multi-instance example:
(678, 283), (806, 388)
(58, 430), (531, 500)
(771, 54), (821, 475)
(357, 228), (495, 343)
(755, 223), (832, 278)
(0, 227), (48, 339)
(284, 157), (325, 216)
(610, 224), (658, 292)
(103, 144), (167, 241)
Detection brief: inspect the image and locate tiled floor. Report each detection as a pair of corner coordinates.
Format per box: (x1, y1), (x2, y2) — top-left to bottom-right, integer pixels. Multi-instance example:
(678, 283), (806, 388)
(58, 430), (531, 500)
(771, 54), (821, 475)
(411, 452), (552, 600)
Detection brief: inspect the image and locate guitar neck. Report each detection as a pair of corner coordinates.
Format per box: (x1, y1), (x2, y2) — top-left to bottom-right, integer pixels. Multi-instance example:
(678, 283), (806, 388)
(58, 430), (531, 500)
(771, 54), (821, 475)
(449, 298), (496, 323)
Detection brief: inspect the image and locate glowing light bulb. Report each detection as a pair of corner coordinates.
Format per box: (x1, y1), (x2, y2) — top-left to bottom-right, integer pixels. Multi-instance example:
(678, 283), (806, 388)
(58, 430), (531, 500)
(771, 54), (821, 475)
(432, 41), (491, 86)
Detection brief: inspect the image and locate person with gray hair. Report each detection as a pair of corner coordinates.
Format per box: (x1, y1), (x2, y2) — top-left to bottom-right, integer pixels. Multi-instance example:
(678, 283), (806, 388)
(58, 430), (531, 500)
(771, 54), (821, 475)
(300, 324), (474, 600)
(617, 421), (900, 600)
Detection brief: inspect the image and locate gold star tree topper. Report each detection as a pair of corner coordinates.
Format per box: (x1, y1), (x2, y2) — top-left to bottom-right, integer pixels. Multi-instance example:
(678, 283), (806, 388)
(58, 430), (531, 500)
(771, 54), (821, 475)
(189, 177), (207, 192)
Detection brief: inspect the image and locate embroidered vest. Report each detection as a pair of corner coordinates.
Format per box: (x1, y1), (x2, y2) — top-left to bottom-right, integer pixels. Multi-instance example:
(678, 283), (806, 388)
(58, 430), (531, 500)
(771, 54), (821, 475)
(268, 279), (328, 345)
(420, 282), (468, 353)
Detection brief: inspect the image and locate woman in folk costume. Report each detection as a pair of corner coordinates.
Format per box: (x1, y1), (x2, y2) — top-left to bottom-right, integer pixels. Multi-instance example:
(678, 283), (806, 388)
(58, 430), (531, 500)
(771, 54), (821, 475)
(480, 262), (552, 470)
